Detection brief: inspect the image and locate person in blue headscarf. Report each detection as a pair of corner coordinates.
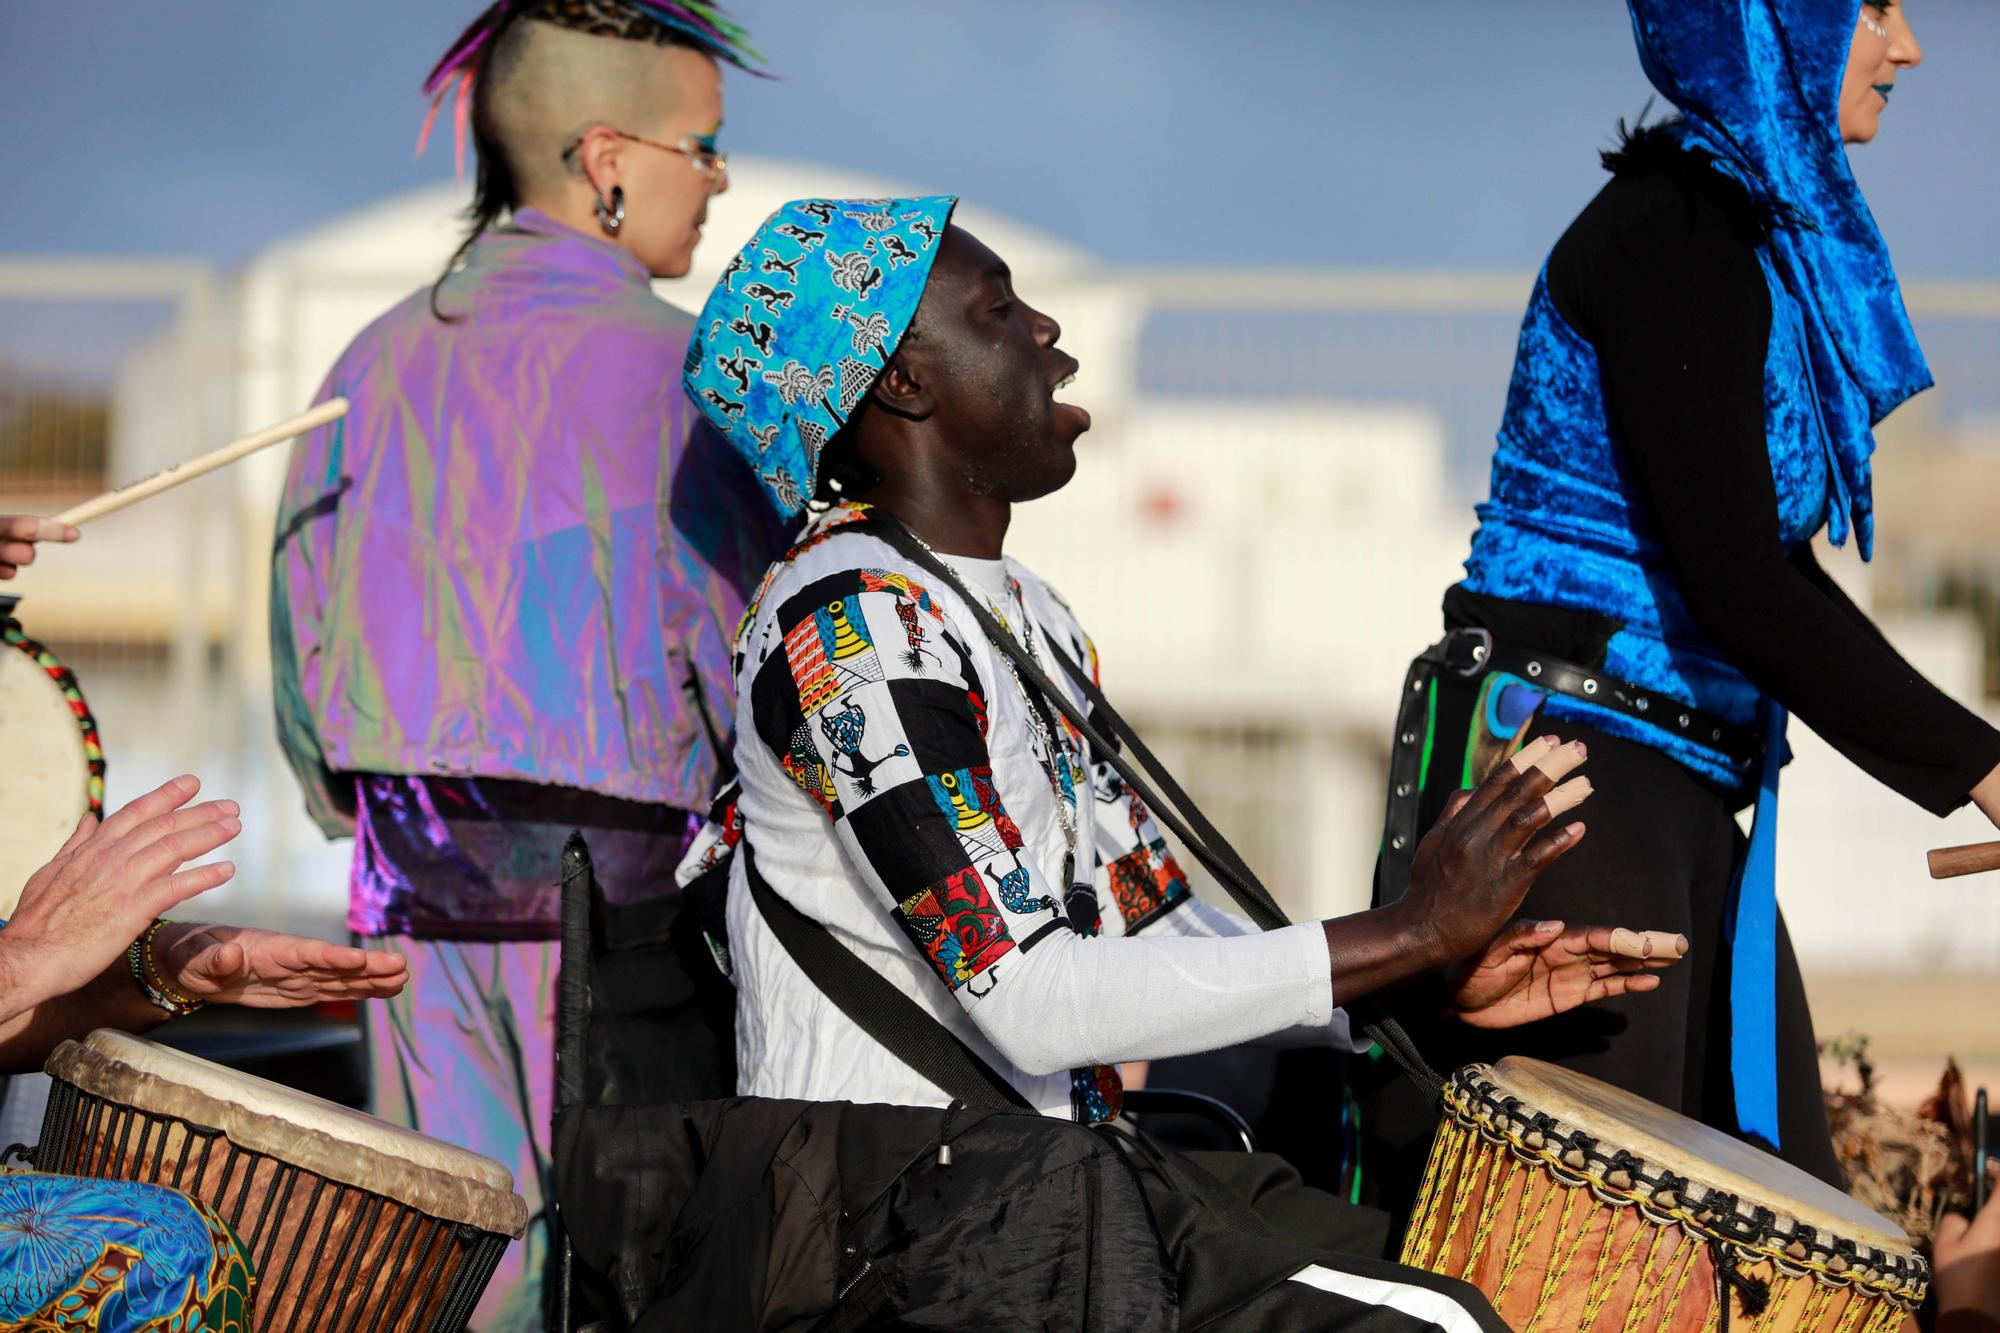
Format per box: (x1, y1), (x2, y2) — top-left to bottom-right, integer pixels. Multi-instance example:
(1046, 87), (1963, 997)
(1360, 0), (1998, 1205)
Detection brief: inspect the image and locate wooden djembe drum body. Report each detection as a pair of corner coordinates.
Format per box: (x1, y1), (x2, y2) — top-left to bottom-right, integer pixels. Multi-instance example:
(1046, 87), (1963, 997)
(1402, 1058), (1927, 1332)
(37, 1030), (528, 1333)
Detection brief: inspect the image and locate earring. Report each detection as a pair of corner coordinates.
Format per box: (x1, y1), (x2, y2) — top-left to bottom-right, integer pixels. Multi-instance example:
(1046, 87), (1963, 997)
(595, 185), (625, 234)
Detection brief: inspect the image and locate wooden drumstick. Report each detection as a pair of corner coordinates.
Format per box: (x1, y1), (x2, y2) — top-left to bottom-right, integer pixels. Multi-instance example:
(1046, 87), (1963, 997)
(1927, 840), (2000, 879)
(54, 398), (350, 527)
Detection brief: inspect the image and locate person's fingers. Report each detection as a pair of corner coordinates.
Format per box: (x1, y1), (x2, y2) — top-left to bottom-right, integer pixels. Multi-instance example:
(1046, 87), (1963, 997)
(1516, 820), (1587, 875)
(1587, 974), (1662, 1003)
(118, 801), (241, 863)
(1937, 1212), (1970, 1256)
(122, 814), (241, 887)
(1521, 737), (1588, 784)
(1609, 927), (1651, 959)
(0, 542), (33, 569)
(0, 562), (16, 580)
(330, 975), (407, 995)
(247, 936), (394, 976)
(146, 860), (236, 914)
(356, 948), (407, 975)
(1578, 926), (1690, 963)
(95, 775), (203, 840)
(1506, 734), (1559, 776)
(184, 939), (248, 988)
(1487, 918), (1563, 959)
(285, 939), (358, 970)
(1476, 744), (1589, 857)
(0, 515), (78, 543)
(1542, 776), (1594, 821)
(56, 811), (99, 859)
(1437, 789), (1473, 825)
(1457, 736), (1559, 825)
(1481, 770), (1561, 860)
(1606, 927), (1687, 961)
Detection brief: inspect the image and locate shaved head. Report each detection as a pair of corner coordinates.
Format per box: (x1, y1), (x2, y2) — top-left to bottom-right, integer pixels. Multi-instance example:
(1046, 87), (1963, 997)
(428, 0), (733, 298)
(482, 14), (699, 202)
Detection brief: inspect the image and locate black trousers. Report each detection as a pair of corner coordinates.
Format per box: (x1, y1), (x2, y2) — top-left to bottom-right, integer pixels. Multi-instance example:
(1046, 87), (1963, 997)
(1356, 715), (1843, 1231)
(1126, 1144), (1508, 1331)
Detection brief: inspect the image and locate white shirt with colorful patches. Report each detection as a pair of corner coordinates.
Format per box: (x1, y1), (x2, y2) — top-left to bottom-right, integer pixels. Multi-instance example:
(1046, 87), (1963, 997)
(704, 504), (1355, 1121)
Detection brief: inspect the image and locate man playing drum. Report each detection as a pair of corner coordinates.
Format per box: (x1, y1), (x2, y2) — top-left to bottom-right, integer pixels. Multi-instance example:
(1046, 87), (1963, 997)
(669, 199), (1700, 1328)
(268, 4), (778, 1325)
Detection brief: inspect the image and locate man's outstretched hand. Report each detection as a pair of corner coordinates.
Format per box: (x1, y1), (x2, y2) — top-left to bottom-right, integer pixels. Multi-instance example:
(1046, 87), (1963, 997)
(160, 925), (408, 1008)
(1450, 920), (1687, 1029)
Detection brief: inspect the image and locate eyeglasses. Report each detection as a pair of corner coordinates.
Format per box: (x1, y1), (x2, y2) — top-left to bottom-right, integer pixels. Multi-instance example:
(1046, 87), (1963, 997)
(562, 130), (729, 188)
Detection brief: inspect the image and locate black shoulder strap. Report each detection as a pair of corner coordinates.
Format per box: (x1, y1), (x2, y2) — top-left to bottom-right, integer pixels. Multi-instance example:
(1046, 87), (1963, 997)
(863, 515), (1286, 930)
(862, 512), (1445, 1103)
(742, 842), (1032, 1114)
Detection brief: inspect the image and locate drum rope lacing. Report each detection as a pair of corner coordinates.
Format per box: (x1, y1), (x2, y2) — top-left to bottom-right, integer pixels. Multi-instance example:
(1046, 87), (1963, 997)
(2, 613), (108, 815)
(1415, 1066), (1929, 1311)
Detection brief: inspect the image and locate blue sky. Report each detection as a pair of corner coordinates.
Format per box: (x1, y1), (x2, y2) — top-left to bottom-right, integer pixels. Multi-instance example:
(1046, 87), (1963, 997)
(4, 2), (1996, 276)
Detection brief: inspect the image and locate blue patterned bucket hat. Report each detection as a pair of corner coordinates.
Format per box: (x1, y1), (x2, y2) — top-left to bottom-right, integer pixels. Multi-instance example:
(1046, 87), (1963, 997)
(685, 195), (960, 515)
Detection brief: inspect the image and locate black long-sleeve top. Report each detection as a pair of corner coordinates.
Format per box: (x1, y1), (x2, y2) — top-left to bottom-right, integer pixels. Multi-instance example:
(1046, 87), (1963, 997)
(1449, 138), (2000, 815)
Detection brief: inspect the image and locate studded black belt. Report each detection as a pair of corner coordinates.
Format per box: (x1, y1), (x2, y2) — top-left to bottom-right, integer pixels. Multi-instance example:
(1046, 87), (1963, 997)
(1440, 627), (1761, 772)
(1375, 627), (1762, 906)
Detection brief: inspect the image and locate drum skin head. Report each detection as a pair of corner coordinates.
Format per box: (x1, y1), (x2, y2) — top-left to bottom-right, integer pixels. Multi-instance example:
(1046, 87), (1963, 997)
(0, 641), (90, 917)
(1491, 1055), (1911, 1251)
(66, 1029), (513, 1186)
(47, 1029), (527, 1238)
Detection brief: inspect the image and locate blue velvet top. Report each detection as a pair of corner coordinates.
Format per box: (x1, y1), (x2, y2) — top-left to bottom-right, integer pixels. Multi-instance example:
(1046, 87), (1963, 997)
(1462, 0), (1932, 786)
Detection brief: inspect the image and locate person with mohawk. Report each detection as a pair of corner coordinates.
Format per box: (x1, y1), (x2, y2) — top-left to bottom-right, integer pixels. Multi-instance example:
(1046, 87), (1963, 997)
(268, 3), (778, 1324)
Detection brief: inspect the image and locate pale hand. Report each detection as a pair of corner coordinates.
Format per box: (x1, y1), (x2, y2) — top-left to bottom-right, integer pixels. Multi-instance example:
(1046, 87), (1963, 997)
(1450, 920), (1688, 1030)
(1934, 1163), (2000, 1325)
(2, 776), (239, 1008)
(160, 925), (408, 1008)
(0, 514), (79, 580)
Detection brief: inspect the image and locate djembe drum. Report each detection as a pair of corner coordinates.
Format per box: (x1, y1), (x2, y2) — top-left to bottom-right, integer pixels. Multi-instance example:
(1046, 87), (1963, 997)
(36, 1030), (526, 1333)
(0, 594), (105, 916)
(1402, 1058), (1927, 1332)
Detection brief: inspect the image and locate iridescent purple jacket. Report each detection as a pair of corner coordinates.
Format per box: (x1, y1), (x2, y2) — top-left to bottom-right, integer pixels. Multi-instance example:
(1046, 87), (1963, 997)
(271, 209), (782, 844)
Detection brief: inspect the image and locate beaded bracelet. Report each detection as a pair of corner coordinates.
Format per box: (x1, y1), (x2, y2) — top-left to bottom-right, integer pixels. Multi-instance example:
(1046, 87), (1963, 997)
(127, 919), (205, 1017)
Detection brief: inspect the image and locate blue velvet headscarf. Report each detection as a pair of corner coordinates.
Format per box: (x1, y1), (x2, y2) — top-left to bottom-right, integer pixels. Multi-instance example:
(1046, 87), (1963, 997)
(1627, 0), (1931, 557)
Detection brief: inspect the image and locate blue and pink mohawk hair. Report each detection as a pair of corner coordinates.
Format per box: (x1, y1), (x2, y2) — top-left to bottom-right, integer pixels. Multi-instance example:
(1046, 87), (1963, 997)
(417, 0), (766, 175)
